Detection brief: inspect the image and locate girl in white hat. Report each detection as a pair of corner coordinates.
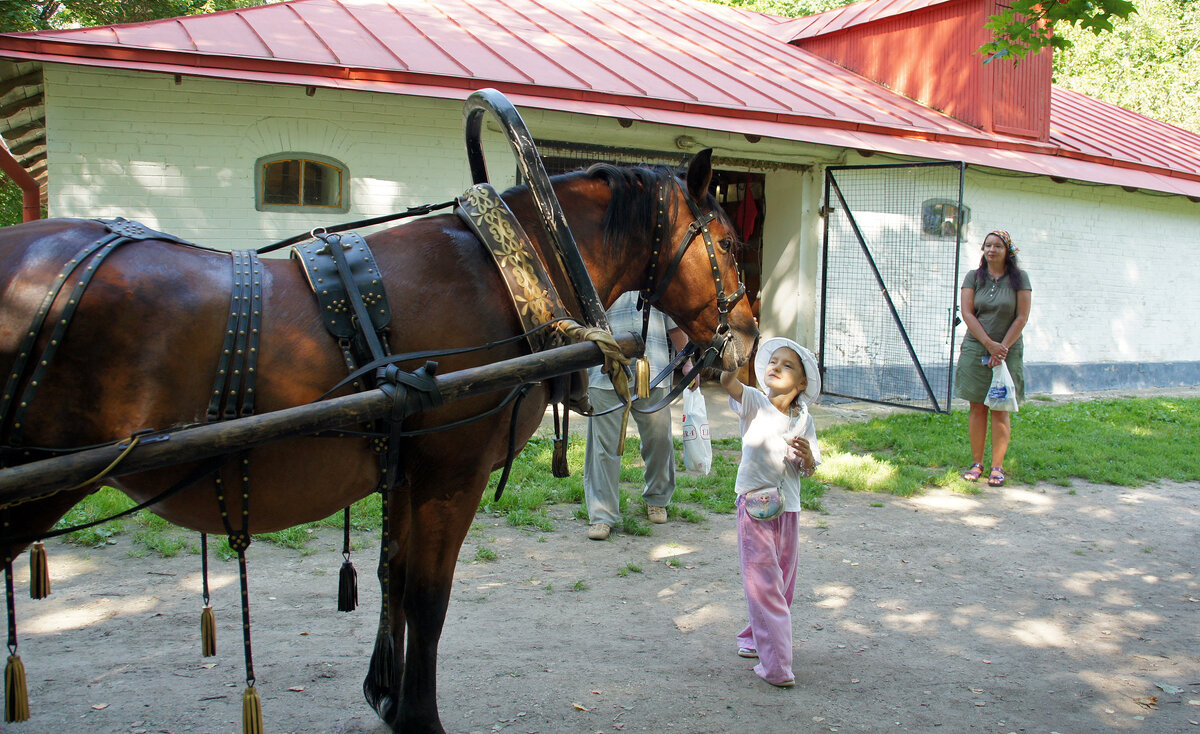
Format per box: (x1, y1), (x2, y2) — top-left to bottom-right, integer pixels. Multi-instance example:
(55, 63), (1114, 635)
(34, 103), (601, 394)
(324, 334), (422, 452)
(719, 336), (822, 688)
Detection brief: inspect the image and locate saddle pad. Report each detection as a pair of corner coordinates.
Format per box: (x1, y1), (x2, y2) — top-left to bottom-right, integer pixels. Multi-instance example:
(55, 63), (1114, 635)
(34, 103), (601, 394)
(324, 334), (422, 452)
(456, 183), (569, 351)
(291, 232), (391, 341)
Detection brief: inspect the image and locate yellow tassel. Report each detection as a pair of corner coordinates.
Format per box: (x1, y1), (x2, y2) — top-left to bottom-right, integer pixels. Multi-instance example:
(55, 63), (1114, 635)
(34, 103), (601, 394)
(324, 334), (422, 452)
(29, 542), (49, 599)
(5, 653), (29, 723)
(635, 357), (651, 400)
(242, 685), (263, 734)
(200, 606), (216, 657)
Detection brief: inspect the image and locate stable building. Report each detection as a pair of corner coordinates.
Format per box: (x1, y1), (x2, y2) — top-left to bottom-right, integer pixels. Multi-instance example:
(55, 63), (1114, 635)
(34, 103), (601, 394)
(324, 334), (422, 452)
(1, 0), (1198, 407)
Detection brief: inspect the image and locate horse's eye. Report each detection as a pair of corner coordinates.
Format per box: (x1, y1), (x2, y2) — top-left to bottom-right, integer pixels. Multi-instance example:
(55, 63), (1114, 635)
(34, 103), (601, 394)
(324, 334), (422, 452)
(719, 237), (735, 253)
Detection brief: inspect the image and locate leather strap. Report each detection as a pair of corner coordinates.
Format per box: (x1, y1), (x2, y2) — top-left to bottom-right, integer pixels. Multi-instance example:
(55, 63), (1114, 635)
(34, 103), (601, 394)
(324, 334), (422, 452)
(2, 218), (194, 446)
(290, 232), (391, 344)
(208, 251), (264, 421)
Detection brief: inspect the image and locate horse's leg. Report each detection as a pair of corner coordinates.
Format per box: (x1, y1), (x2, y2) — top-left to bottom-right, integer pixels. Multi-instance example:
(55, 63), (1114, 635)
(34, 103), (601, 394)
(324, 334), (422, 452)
(364, 482), (410, 724)
(391, 467), (487, 734)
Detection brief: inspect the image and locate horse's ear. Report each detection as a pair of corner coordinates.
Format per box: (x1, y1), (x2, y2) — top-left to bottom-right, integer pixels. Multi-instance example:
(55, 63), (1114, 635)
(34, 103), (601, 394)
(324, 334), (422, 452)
(686, 149), (714, 201)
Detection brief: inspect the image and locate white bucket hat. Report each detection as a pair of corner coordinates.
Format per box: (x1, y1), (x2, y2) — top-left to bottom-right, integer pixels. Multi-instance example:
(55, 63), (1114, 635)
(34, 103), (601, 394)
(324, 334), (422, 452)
(754, 337), (821, 405)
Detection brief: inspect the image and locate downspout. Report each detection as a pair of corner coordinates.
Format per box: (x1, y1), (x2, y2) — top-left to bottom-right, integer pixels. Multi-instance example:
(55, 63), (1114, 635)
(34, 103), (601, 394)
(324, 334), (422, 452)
(0, 143), (40, 222)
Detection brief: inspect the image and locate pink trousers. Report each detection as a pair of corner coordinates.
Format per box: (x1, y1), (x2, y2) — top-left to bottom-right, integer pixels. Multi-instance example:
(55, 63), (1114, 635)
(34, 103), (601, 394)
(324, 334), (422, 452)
(736, 496), (800, 685)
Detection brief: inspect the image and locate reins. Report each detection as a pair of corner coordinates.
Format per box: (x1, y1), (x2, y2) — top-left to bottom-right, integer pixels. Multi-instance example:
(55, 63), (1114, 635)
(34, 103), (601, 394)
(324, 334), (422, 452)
(314, 317), (579, 402)
(254, 201), (457, 256)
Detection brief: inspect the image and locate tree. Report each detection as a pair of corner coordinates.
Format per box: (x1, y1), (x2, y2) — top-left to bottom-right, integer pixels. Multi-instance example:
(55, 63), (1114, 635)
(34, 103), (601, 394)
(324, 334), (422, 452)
(703, 0), (853, 18)
(980, 0), (1137, 63)
(0, 1), (265, 32)
(1052, 0), (1199, 133)
(0, 172), (23, 224)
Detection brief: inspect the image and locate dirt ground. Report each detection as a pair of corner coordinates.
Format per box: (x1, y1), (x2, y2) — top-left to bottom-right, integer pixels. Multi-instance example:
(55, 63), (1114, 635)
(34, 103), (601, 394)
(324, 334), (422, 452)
(7, 472), (1199, 733)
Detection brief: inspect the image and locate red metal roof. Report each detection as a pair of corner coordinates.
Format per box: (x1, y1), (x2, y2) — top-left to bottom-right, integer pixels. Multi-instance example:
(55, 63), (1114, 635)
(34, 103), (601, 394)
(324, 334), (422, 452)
(779, 0), (958, 41)
(1, 0), (1198, 198)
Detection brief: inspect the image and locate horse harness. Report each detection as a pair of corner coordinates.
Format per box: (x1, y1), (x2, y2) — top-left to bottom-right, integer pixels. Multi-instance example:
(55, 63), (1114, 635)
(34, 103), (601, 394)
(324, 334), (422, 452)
(643, 175), (747, 363)
(585, 174), (749, 416)
(0, 167), (743, 731)
(0, 219), (196, 453)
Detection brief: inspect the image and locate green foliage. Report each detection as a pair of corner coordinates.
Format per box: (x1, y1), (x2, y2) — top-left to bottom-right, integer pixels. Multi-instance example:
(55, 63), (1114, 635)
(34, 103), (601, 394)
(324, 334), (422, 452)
(981, 0), (1137, 62)
(615, 515), (652, 536)
(55, 486), (137, 546)
(0, 0), (267, 32)
(703, 0), (855, 17)
(131, 526), (191, 557)
(1053, 0), (1200, 133)
(256, 525), (319, 553)
(0, 175), (20, 227)
(481, 435), (586, 513)
(53, 486), (382, 557)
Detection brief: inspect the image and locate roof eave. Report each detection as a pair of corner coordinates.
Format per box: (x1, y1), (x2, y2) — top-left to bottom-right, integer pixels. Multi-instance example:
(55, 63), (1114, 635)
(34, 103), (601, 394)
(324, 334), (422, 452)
(2, 38), (1198, 200)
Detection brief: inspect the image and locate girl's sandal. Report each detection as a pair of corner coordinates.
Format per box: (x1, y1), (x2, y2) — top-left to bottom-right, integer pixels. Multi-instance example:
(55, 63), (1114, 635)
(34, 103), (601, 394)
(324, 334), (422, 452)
(961, 463), (984, 482)
(988, 467), (1006, 487)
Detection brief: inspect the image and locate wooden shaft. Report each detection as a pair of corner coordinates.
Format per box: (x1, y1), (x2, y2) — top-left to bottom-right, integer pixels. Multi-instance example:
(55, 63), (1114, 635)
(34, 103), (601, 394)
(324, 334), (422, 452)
(0, 332), (642, 505)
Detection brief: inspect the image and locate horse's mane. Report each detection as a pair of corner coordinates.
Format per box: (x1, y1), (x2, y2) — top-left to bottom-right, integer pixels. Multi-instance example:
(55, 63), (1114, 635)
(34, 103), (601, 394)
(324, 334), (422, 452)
(582, 163), (675, 257)
(503, 161), (728, 258)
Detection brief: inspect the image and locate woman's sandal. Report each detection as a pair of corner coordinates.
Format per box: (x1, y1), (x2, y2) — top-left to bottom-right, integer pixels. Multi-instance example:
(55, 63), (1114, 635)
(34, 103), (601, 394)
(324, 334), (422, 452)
(988, 467), (1006, 487)
(961, 463), (984, 482)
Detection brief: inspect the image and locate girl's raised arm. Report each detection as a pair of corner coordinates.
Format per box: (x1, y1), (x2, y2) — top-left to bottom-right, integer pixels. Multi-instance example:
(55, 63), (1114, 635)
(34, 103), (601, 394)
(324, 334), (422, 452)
(719, 370), (744, 403)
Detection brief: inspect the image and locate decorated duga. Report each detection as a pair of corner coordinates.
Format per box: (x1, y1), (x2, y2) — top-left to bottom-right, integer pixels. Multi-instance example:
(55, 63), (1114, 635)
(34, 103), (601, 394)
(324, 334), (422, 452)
(0, 90), (757, 733)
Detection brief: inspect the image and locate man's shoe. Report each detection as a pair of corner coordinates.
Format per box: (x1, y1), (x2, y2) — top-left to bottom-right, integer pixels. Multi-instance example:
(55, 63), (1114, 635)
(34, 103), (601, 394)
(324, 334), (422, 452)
(737, 648), (758, 658)
(587, 523), (611, 540)
(647, 506), (668, 524)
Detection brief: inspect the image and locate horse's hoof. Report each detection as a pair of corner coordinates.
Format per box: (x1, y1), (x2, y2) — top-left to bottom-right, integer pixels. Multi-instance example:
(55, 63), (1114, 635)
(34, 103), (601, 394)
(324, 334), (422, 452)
(363, 682), (397, 724)
(391, 711), (446, 734)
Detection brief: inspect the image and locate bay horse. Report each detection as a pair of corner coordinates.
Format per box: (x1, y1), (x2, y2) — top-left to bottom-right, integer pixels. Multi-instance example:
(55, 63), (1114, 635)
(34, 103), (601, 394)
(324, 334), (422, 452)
(0, 149), (757, 732)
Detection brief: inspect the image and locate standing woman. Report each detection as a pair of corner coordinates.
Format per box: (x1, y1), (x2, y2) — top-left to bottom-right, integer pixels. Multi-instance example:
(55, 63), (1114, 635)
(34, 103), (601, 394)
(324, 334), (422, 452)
(956, 230), (1032, 487)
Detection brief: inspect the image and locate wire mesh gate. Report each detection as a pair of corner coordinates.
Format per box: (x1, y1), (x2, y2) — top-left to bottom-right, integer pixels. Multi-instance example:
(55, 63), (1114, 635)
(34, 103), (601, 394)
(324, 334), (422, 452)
(818, 162), (966, 413)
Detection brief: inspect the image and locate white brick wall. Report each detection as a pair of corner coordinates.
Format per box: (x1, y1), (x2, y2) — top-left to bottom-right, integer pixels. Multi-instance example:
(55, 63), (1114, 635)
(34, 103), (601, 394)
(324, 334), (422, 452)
(959, 170), (1200, 366)
(41, 64), (1200, 373)
(45, 65), (517, 250)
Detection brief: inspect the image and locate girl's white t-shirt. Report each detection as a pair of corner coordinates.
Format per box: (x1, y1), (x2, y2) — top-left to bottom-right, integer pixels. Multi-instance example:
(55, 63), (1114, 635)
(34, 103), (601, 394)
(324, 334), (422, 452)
(730, 387), (821, 512)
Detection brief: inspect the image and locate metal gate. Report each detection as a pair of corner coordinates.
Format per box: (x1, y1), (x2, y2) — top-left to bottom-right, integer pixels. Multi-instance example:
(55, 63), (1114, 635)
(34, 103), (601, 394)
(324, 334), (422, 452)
(818, 162), (966, 413)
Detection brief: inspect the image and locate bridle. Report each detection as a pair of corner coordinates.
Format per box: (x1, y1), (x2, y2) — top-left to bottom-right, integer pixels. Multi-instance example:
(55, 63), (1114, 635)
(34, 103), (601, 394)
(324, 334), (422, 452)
(631, 174), (747, 411)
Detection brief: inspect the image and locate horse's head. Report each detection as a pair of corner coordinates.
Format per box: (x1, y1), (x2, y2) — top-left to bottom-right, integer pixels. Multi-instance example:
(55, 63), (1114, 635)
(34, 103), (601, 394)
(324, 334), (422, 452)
(581, 151), (758, 372)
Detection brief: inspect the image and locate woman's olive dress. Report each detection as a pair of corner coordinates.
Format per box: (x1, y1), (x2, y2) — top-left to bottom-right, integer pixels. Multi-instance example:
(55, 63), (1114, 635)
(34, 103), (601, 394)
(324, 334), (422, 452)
(955, 269), (1032, 404)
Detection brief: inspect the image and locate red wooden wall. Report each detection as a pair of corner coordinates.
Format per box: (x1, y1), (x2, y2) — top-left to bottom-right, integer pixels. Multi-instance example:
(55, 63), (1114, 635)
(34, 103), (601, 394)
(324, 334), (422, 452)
(794, 0), (1051, 141)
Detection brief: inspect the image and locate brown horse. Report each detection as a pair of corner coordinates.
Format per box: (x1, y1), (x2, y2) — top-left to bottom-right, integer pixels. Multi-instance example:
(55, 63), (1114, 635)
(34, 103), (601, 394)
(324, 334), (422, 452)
(0, 150), (757, 732)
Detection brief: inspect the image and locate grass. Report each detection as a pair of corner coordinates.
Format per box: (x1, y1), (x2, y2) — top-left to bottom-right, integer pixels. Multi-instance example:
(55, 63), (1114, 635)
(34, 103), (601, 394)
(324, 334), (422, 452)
(48, 397), (1200, 555)
(818, 396), (1200, 492)
(54, 490), (385, 560)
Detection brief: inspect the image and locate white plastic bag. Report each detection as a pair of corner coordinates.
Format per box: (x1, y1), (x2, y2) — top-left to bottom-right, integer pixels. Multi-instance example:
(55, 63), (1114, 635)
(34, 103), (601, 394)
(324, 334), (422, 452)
(680, 386), (712, 474)
(984, 360), (1019, 413)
